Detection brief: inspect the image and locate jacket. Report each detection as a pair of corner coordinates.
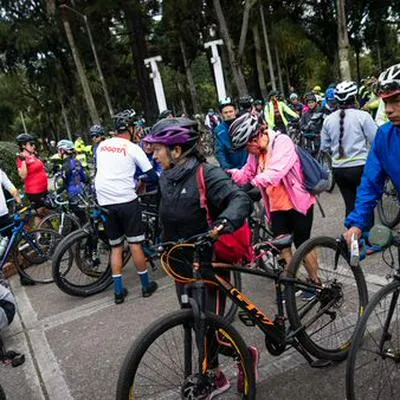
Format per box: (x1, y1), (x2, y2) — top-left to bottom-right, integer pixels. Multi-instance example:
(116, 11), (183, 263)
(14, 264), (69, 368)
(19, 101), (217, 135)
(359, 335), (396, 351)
(228, 130), (316, 219)
(60, 157), (87, 199)
(345, 122), (400, 230)
(215, 122), (248, 170)
(159, 160), (252, 241)
(264, 101), (299, 129)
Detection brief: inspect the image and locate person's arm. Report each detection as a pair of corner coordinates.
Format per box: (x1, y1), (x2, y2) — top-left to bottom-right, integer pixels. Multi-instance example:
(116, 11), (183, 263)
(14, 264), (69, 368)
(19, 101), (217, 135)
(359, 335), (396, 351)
(252, 135), (297, 188)
(226, 154), (257, 185)
(345, 139), (386, 232)
(282, 102), (300, 120)
(1, 170), (22, 204)
(204, 165), (253, 233)
(133, 145), (159, 184)
(362, 113), (378, 145)
(17, 156), (28, 180)
(214, 130), (232, 170)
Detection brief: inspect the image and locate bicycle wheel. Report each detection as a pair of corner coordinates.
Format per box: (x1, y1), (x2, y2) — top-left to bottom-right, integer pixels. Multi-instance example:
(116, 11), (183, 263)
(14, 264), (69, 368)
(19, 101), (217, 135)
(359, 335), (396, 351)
(39, 212), (81, 236)
(16, 229), (62, 283)
(346, 280), (400, 400)
(52, 228), (129, 297)
(116, 309), (256, 400)
(377, 179), (400, 228)
(285, 236), (368, 361)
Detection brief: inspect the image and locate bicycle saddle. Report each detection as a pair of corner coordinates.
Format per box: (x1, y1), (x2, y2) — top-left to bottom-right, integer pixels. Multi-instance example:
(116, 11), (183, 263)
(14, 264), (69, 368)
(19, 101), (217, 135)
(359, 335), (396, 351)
(269, 234), (293, 251)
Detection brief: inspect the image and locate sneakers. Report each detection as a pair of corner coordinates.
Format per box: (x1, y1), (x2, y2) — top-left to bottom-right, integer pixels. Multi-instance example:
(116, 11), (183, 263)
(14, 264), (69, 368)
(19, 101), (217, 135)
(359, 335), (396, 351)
(206, 370), (231, 399)
(301, 289), (316, 302)
(142, 281), (158, 298)
(237, 345), (260, 393)
(114, 288), (128, 304)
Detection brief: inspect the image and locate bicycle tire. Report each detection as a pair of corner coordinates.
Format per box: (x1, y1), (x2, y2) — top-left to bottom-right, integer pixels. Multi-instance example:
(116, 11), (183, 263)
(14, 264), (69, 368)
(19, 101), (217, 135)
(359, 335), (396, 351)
(116, 309), (256, 400)
(346, 279), (400, 400)
(16, 228), (62, 283)
(285, 236), (368, 361)
(0, 384), (6, 400)
(52, 228), (129, 297)
(377, 179), (400, 228)
(39, 212), (81, 237)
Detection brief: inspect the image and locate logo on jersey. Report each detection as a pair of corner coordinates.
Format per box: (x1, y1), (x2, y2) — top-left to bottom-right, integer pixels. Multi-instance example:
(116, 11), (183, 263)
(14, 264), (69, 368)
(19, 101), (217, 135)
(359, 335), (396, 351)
(100, 144), (127, 156)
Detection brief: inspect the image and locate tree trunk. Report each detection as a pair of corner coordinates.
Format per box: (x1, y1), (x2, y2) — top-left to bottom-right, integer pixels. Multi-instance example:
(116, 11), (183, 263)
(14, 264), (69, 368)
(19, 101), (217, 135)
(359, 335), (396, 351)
(252, 24), (267, 99)
(274, 43), (284, 94)
(179, 37), (200, 115)
(336, 0), (352, 80)
(238, 0), (258, 59)
(176, 80), (188, 116)
(213, 0), (248, 96)
(60, 98), (72, 141)
(61, 9), (100, 125)
(260, 5), (276, 92)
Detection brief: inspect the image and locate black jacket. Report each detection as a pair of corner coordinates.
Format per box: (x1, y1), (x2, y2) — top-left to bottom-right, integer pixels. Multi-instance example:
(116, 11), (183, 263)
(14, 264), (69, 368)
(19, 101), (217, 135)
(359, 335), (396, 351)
(159, 161), (252, 241)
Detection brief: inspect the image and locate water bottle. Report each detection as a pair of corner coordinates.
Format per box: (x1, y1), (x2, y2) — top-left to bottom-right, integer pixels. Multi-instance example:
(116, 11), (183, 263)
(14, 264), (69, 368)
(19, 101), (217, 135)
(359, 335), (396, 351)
(0, 236), (9, 259)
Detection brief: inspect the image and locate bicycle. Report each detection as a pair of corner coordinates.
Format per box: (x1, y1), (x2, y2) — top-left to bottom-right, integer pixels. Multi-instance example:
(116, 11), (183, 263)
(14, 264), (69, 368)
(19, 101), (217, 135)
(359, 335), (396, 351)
(346, 224), (400, 399)
(377, 178), (400, 228)
(0, 206), (61, 283)
(116, 228), (368, 399)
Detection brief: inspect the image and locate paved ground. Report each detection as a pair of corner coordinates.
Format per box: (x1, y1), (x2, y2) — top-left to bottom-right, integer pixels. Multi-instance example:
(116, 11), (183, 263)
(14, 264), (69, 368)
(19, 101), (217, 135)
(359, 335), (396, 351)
(0, 186), (392, 400)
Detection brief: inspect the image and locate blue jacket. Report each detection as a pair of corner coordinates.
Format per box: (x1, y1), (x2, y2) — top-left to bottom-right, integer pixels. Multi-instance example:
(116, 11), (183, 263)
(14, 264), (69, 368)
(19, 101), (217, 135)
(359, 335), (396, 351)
(215, 122), (248, 170)
(345, 122), (400, 230)
(61, 157), (87, 199)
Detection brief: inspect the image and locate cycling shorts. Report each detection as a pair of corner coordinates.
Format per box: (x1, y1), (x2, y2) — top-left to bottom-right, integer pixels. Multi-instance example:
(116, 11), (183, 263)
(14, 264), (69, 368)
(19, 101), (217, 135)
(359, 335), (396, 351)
(27, 192), (48, 210)
(103, 199), (144, 247)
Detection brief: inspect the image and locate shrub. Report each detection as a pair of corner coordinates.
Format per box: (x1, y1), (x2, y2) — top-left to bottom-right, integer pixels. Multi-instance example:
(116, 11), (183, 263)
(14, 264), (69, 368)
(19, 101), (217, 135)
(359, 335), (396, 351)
(0, 141), (21, 188)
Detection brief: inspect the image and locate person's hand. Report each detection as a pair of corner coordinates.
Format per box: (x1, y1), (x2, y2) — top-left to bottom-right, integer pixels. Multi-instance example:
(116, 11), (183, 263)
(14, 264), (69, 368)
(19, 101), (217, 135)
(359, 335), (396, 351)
(343, 226), (362, 248)
(18, 154), (26, 161)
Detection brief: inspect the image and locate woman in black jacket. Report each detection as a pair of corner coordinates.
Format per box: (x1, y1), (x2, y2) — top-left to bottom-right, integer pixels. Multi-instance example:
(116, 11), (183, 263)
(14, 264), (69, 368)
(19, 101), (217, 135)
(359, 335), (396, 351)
(144, 117), (258, 397)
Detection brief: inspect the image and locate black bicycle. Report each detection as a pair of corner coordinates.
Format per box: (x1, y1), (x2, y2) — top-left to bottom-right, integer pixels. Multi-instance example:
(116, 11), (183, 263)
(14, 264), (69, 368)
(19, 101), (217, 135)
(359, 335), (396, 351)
(346, 224), (400, 399)
(116, 229), (368, 399)
(377, 178), (400, 228)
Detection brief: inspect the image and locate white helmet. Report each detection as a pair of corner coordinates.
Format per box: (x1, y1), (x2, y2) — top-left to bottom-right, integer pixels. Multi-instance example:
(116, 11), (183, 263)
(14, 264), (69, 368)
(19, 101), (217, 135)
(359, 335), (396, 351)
(378, 64), (400, 99)
(57, 139), (75, 153)
(335, 81), (358, 103)
(229, 112), (259, 149)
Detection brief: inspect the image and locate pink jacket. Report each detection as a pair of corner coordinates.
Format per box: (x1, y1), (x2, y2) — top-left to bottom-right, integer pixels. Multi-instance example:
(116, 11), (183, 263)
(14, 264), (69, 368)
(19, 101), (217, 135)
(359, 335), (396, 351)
(228, 130), (316, 218)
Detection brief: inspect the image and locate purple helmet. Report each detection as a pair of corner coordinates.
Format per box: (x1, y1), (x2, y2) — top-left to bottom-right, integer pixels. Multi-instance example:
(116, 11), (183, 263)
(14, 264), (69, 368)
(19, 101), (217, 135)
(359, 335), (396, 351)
(144, 117), (199, 146)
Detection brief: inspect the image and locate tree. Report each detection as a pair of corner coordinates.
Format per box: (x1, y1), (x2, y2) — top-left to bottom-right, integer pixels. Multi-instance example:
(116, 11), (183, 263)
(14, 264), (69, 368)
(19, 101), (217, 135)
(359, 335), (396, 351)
(337, 0), (351, 80)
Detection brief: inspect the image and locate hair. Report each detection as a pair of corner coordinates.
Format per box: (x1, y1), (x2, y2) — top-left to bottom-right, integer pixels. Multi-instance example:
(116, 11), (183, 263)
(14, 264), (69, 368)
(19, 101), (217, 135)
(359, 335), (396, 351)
(176, 141), (206, 163)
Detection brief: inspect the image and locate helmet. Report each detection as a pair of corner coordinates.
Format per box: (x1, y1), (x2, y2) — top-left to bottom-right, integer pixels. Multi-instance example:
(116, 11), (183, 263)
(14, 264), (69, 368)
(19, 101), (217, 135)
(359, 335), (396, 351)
(268, 90), (278, 99)
(89, 124), (105, 137)
(313, 85), (322, 93)
(219, 97), (236, 111)
(238, 95), (254, 109)
(335, 81), (358, 102)
(325, 87), (336, 101)
(304, 92), (317, 103)
(144, 117), (199, 146)
(378, 64), (400, 99)
(158, 109), (173, 120)
(16, 133), (35, 144)
(113, 109), (137, 132)
(253, 99), (264, 106)
(289, 93), (298, 101)
(229, 112), (259, 149)
(57, 139), (75, 153)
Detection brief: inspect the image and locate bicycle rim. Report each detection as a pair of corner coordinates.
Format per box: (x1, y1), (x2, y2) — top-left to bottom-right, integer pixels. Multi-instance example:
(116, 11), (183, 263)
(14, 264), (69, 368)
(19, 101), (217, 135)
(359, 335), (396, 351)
(39, 213), (80, 236)
(346, 280), (400, 400)
(286, 236), (368, 361)
(116, 309), (255, 400)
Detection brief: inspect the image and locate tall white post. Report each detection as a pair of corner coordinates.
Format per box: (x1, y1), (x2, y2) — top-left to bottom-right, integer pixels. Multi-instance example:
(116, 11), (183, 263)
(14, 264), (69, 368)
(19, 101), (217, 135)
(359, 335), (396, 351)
(144, 56), (167, 114)
(204, 39), (227, 101)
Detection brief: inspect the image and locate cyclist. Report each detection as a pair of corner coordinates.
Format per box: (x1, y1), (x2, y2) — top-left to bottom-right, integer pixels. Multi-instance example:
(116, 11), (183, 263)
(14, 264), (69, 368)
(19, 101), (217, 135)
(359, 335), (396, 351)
(238, 95), (254, 115)
(344, 64), (400, 244)
(253, 99), (264, 117)
(312, 85), (324, 98)
(321, 81), (378, 228)
(264, 90), (299, 133)
(158, 109), (174, 120)
(56, 139), (87, 224)
(214, 97), (248, 169)
(89, 124), (106, 167)
(322, 86), (338, 116)
(204, 108), (221, 133)
(95, 109), (159, 304)
(226, 113), (319, 288)
(289, 93), (304, 116)
(144, 116), (258, 396)
(16, 133), (49, 226)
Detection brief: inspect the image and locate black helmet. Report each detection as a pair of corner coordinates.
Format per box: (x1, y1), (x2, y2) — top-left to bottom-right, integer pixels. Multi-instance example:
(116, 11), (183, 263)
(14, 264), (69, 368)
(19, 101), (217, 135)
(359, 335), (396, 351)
(253, 99), (264, 106)
(268, 90), (278, 99)
(304, 92), (317, 103)
(238, 95), (254, 110)
(113, 109), (137, 132)
(158, 109), (173, 120)
(16, 133), (35, 144)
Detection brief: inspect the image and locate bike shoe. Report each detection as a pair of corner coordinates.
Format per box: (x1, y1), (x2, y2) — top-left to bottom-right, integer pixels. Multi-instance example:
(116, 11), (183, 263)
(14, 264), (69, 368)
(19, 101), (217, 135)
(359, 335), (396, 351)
(142, 281), (158, 298)
(114, 288), (128, 305)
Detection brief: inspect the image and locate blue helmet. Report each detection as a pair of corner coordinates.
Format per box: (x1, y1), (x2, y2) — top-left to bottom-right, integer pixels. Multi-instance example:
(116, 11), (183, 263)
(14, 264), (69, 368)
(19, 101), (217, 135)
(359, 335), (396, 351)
(325, 87), (336, 101)
(89, 124), (105, 137)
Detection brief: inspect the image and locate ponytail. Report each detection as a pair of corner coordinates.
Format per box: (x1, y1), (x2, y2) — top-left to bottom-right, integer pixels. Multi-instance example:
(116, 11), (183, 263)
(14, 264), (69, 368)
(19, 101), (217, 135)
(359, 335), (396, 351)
(338, 108), (346, 159)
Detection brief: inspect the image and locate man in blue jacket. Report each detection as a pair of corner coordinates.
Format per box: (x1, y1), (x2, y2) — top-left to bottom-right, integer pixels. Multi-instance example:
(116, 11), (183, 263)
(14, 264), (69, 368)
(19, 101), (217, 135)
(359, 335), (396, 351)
(215, 97), (248, 169)
(344, 64), (400, 243)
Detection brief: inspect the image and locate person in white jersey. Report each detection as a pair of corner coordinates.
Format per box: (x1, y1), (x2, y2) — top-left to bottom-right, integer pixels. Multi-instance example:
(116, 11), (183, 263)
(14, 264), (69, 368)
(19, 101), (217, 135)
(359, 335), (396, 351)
(95, 109), (159, 304)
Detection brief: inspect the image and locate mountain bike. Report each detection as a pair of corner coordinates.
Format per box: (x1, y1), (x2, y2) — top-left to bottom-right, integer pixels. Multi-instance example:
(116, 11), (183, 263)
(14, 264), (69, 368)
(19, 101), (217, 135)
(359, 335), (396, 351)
(0, 206), (61, 283)
(346, 224), (400, 399)
(377, 178), (400, 228)
(116, 229), (368, 399)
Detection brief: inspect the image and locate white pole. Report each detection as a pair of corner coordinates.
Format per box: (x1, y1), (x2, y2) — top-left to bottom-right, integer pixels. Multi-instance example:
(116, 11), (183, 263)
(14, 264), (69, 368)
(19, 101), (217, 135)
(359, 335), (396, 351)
(144, 56), (167, 114)
(20, 112), (27, 133)
(204, 39), (227, 101)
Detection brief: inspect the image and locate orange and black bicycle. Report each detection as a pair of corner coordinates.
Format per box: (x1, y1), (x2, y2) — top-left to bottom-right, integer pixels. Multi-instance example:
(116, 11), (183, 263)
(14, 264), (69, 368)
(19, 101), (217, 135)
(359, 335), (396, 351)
(116, 227), (368, 399)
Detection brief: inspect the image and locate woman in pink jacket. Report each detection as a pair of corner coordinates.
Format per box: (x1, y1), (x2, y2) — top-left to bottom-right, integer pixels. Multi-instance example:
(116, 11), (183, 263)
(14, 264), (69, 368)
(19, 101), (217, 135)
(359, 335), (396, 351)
(227, 113), (320, 286)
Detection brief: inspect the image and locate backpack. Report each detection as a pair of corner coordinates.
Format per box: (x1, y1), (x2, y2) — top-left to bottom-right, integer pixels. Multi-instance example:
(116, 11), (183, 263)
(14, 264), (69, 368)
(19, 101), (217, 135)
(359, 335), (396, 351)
(273, 134), (332, 195)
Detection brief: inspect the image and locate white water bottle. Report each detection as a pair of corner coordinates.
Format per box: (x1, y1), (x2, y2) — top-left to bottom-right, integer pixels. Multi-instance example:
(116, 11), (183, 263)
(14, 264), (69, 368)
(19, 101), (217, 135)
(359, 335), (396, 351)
(0, 236), (9, 258)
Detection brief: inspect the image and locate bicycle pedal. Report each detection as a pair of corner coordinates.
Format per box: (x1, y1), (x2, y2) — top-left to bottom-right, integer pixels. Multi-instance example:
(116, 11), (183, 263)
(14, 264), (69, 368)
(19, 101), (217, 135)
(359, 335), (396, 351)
(238, 311), (256, 327)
